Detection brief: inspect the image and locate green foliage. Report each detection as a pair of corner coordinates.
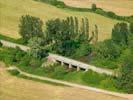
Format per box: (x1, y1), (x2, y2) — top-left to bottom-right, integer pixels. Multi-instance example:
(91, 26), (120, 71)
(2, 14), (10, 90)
(39, 0), (66, 8)
(112, 23), (129, 45)
(107, 11), (116, 18)
(57, 40), (79, 56)
(46, 17), (91, 56)
(29, 58), (42, 68)
(117, 35), (133, 93)
(91, 4), (97, 11)
(0, 47), (25, 65)
(129, 22), (133, 34)
(9, 69), (20, 75)
(52, 66), (68, 79)
(0, 47), (122, 92)
(0, 34), (25, 44)
(0, 41), (3, 47)
(12, 47), (25, 63)
(28, 37), (49, 59)
(19, 15), (43, 42)
(100, 77), (117, 90)
(82, 70), (107, 85)
(117, 54), (133, 93)
(73, 43), (91, 58)
(94, 40), (121, 60)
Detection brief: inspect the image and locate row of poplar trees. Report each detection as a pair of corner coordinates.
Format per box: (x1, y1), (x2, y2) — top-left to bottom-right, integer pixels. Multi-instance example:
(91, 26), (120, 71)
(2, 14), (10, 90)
(46, 16), (99, 44)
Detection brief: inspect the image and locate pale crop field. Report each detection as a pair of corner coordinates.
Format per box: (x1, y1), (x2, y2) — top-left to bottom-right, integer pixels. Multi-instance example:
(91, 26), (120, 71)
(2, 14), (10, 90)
(60, 0), (133, 16)
(0, 0), (120, 41)
(0, 63), (127, 100)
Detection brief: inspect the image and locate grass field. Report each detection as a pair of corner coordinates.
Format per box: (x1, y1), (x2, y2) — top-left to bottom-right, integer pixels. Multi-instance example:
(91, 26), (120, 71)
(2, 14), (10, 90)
(0, 63), (127, 100)
(0, 0), (120, 41)
(60, 0), (133, 16)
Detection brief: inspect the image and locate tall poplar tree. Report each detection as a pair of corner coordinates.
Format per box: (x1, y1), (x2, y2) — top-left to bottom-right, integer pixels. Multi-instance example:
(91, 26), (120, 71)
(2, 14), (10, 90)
(19, 15), (43, 42)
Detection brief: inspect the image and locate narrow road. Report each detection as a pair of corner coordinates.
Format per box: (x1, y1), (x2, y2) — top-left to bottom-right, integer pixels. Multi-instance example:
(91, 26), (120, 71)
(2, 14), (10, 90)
(7, 66), (133, 100)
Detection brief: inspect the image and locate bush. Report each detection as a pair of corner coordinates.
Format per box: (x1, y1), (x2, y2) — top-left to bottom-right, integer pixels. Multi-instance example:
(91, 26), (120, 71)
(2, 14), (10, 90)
(9, 69), (20, 75)
(12, 46), (25, 63)
(117, 53), (133, 93)
(51, 1), (66, 8)
(52, 66), (68, 79)
(95, 8), (105, 15)
(29, 58), (42, 67)
(82, 70), (107, 85)
(19, 15), (43, 42)
(107, 11), (116, 18)
(100, 77), (117, 90)
(73, 43), (92, 58)
(43, 65), (56, 73)
(94, 40), (121, 60)
(0, 41), (3, 47)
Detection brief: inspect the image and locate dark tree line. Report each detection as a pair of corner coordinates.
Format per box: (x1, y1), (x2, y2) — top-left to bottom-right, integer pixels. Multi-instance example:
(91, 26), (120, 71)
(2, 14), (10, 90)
(19, 15), (98, 57)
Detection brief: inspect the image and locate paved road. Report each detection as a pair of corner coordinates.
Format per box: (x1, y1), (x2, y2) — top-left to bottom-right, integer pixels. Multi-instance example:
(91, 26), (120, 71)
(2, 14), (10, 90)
(0, 39), (114, 75)
(7, 66), (133, 100)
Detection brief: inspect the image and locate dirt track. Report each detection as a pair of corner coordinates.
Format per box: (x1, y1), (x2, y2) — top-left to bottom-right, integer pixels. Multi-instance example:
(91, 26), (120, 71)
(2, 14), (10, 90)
(0, 62), (131, 100)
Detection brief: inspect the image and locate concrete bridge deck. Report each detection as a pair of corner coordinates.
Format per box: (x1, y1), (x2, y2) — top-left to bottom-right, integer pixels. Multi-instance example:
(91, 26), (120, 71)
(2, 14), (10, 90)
(0, 39), (114, 76)
(49, 53), (114, 75)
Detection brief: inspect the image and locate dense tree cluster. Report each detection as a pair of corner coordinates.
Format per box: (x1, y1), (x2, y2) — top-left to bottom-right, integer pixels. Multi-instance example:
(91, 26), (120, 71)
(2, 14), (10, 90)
(45, 17), (94, 56)
(19, 15), (43, 42)
(94, 40), (121, 60)
(112, 23), (129, 45)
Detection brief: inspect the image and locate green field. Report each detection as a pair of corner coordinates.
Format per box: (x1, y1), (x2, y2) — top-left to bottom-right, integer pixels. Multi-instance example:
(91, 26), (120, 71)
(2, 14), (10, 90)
(0, 0), (120, 41)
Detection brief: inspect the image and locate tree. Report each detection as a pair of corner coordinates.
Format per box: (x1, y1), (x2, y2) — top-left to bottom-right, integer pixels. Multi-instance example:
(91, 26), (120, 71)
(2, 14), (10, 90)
(129, 22), (133, 34)
(12, 47), (25, 62)
(117, 54), (133, 93)
(94, 40), (121, 60)
(112, 23), (129, 45)
(73, 42), (91, 58)
(0, 41), (3, 47)
(85, 17), (89, 39)
(19, 15), (43, 42)
(28, 37), (48, 59)
(45, 17), (93, 56)
(117, 35), (133, 93)
(74, 17), (79, 34)
(57, 40), (79, 56)
(91, 4), (97, 11)
(46, 18), (61, 43)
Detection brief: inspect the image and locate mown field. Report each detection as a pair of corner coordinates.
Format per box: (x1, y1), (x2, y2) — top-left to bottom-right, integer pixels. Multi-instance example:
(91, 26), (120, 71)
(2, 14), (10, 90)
(0, 63), (127, 100)
(0, 0), (120, 41)
(60, 0), (133, 16)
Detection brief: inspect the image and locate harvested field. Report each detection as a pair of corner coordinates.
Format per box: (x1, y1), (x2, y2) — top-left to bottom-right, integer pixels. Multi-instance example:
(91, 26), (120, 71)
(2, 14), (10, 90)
(60, 0), (133, 16)
(0, 0), (120, 41)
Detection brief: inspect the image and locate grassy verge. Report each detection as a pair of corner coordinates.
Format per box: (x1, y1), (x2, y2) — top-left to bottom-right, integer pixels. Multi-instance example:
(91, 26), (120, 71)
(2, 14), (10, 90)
(0, 34), (24, 44)
(0, 46), (123, 92)
(8, 69), (67, 86)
